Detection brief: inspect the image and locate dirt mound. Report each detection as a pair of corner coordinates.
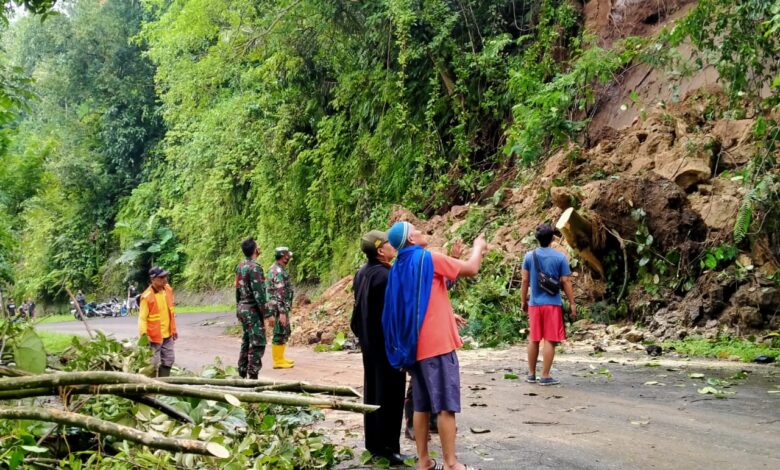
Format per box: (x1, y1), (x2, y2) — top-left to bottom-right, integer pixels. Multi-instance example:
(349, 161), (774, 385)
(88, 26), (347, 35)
(291, 276), (354, 346)
(585, 0), (695, 44)
(586, 173), (707, 261)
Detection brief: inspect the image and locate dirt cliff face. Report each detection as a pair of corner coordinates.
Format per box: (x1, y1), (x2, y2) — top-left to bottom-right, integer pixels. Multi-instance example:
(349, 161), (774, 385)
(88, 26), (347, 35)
(584, 0), (696, 44)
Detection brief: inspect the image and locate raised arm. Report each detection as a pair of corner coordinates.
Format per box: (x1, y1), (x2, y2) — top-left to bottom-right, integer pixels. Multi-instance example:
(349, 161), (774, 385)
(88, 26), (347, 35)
(454, 234), (487, 278)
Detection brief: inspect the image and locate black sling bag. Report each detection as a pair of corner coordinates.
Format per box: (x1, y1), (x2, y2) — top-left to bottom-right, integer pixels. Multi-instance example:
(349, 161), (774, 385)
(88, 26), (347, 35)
(532, 249), (561, 295)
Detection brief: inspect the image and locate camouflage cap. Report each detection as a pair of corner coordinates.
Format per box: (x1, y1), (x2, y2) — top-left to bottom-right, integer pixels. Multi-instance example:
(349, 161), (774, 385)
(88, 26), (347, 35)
(360, 230), (389, 258)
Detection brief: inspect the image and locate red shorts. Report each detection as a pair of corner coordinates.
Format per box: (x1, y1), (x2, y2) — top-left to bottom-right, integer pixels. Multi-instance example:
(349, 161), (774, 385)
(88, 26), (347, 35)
(528, 305), (566, 342)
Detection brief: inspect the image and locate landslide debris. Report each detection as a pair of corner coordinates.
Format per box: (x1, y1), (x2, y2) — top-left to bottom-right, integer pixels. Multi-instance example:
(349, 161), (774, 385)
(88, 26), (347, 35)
(292, 90), (778, 347)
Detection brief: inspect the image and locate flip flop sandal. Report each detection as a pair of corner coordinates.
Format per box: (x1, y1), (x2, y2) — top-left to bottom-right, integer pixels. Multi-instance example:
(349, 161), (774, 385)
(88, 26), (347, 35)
(426, 459), (444, 470)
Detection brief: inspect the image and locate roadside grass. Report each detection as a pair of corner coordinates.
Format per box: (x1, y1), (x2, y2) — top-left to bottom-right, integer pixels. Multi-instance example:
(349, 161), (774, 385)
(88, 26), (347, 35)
(37, 314), (77, 324)
(664, 336), (780, 362)
(176, 304), (233, 314)
(38, 330), (81, 354)
(34, 304), (233, 324)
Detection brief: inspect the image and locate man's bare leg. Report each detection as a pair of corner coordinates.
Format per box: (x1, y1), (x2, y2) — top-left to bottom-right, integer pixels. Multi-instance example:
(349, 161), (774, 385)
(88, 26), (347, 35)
(541, 340), (558, 378)
(438, 411), (465, 470)
(527, 340), (540, 376)
(414, 411), (433, 470)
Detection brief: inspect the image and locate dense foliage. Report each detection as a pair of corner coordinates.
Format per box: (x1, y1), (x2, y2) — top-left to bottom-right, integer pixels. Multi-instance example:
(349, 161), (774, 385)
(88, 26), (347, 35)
(1, 0), (160, 300)
(0, 0), (777, 326)
(2, 0), (606, 297)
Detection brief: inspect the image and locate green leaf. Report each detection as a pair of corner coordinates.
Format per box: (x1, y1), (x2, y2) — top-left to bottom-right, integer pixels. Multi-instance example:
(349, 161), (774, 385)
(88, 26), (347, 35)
(504, 373), (519, 380)
(13, 329), (46, 373)
(20, 445), (49, 454)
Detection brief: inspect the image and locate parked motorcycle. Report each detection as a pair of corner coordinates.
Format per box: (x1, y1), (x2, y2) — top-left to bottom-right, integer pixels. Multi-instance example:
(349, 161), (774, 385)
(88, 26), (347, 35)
(71, 297), (124, 319)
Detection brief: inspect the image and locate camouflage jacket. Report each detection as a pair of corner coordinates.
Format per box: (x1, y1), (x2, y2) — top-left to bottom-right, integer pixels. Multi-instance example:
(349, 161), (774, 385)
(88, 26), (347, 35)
(267, 262), (293, 315)
(235, 258), (269, 317)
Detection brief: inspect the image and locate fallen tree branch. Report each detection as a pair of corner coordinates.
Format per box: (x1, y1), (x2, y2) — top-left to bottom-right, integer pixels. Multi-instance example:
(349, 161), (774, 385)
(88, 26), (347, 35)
(0, 365), (28, 377)
(0, 371), (156, 392)
(0, 406), (227, 457)
(160, 376), (361, 397)
(73, 383), (377, 413)
(0, 387), (55, 400)
(123, 394), (194, 424)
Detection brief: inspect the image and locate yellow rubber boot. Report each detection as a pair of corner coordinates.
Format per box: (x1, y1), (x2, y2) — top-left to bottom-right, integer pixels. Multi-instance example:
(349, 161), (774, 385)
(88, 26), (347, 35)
(281, 343), (295, 366)
(272, 344), (293, 369)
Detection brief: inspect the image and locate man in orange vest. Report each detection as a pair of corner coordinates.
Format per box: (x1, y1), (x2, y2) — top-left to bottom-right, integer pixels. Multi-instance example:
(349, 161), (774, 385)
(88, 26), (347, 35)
(138, 266), (177, 377)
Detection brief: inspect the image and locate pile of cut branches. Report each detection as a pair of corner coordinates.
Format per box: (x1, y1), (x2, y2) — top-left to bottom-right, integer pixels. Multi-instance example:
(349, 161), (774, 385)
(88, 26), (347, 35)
(0, 323), (370, 468)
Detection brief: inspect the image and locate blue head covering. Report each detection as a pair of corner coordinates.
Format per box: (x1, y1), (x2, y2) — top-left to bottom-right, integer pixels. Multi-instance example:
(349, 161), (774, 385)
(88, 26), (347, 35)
(382, 244), (434, 369)
(387, 221), (411, 249)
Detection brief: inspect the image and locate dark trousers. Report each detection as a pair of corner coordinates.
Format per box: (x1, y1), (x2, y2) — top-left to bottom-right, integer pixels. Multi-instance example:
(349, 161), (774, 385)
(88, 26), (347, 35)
(362, 350), (406, 456)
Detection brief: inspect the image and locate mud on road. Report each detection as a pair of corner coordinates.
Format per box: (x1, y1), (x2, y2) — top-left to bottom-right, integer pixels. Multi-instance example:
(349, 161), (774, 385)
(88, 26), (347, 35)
(40, 313), (780, 469)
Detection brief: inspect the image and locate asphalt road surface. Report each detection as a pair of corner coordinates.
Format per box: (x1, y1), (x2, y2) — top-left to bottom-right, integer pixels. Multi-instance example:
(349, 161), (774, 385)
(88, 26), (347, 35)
(39, 312), (780, 469)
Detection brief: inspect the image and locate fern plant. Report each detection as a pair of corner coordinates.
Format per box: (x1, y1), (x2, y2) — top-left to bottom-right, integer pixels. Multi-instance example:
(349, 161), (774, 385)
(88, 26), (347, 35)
(734, 174), (775, 244)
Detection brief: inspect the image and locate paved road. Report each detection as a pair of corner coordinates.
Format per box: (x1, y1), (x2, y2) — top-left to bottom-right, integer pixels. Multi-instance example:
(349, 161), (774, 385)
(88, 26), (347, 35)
(39, 313), (780, 469)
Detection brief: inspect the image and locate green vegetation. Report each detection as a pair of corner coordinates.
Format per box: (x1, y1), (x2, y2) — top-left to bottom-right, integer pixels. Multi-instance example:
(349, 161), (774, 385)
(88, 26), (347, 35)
(1, 0), (631, 303)
(665, 336), (780, 362)
(37, 330), (79, 354)
(36, 313), (76, 324)
(0, 0), (777, 347)
(0, 328), (353, 469)
(175, 304), (234, 314)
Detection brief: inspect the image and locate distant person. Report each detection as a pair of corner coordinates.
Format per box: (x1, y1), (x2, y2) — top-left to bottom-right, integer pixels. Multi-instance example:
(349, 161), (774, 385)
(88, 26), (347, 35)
(6, 299), (16, 318)
(267, 247), (294, 369)
(351, 230), (411, 466)
(128, 283), (139, 314)
(383, 221), (486, 470)
(521, 223), (576, 386)
(26, 298), (35, 319)
(76, 290), (86, 310)
(139, 266), (177, 377)
(235, 237), (270, 379)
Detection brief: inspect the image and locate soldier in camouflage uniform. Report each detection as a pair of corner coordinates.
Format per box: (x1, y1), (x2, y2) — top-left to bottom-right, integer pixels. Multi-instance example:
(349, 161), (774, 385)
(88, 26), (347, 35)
(267, 246), (294, 369)
(235, 237), (269, 379)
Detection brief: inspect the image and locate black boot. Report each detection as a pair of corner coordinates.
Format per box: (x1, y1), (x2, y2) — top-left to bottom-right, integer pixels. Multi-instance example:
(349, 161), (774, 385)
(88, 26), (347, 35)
(157, 366), (172, 377)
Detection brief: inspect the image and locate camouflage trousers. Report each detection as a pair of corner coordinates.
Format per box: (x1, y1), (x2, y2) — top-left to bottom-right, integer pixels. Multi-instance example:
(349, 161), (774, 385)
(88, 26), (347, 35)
(272, 310), (291, 345)
(237, 306), (266, 379)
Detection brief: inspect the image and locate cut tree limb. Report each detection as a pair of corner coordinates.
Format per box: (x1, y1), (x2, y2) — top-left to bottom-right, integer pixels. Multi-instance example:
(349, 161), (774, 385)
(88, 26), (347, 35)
(0, 371), (156, 391)
(69, 383), (377, 413)
(556, 207), (605, 277)
(0, 406), (226, 457)
(161, 376), (361, 397)
(122, 394), (194, 424)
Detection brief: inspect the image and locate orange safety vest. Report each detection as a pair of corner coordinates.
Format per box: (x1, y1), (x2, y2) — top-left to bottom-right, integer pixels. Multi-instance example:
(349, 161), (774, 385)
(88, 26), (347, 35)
(141, 284), (176, 343)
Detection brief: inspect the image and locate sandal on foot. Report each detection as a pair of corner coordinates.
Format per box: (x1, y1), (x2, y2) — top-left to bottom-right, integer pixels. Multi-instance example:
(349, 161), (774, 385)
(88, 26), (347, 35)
(425, 459), (443, 470)
(538, 376), (560, 386)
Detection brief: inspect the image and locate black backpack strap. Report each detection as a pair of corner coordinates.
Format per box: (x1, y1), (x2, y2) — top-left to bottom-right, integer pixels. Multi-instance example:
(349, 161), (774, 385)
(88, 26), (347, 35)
(532, 249), (544, 275)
